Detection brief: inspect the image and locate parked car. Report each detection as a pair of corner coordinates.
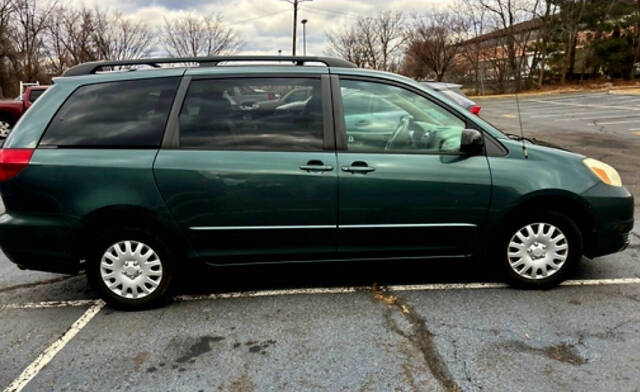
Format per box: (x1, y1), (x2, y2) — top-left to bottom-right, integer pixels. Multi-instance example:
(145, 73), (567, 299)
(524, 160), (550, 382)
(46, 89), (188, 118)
(223, 85), (279, 107)
(0, 56), (632, 309)
(257, 86), (312, 110)
(421, 82), (481, 115)
(0, 85), (49, 138)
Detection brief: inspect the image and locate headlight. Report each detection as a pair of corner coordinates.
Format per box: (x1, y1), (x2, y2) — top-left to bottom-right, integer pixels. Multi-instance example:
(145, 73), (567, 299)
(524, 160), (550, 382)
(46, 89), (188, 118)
(583, 158), (622, 187)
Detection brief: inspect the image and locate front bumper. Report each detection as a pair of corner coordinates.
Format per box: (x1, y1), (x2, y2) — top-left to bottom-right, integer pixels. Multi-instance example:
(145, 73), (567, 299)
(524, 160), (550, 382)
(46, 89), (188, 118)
(0, 212), (81, 274)
(582, 183), (634, 258)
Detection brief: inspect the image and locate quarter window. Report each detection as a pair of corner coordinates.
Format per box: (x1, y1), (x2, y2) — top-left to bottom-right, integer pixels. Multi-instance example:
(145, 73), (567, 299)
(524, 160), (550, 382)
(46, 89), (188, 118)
(340, 80), (466, 154)
(41, 78), (179, 148)
(179, 78), (324, 151)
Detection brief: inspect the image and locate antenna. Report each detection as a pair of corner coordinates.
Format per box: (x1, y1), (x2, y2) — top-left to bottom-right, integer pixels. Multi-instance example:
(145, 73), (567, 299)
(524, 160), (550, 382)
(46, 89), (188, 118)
(514, 87), (528, 159)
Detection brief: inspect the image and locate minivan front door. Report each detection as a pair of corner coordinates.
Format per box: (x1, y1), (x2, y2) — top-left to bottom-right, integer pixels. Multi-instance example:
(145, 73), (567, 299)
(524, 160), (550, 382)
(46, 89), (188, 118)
(153, 76), (337, 263)
(335, 78), (492, 259)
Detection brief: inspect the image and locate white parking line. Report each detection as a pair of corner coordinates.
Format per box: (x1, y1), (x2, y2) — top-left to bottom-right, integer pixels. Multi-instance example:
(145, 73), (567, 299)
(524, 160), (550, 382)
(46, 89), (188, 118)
(2, 300), (104, 392)
(2, 278), (640, 311)
(592, 119), (640, 126)
(559, 113), (640, 121)
(529, 99), (640, 111)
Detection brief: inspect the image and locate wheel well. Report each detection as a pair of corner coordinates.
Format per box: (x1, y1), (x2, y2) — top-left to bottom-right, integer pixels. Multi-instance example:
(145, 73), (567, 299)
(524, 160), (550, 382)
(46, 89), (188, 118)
(78, 206), (188, 261)
(501, 195), (595, 246)
(0, 112), (14, 123)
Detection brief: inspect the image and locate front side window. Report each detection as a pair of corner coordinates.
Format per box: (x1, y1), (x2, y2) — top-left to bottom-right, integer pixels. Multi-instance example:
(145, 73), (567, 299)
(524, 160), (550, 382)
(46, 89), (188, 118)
(340, 80), (466, 154)
(41, 77), (179, 148)
(179, 78), (323, 151)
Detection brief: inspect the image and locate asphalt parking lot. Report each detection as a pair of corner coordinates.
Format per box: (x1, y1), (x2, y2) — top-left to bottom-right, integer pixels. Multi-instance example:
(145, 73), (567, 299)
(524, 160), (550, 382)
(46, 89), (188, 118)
(1, 91), (639, 392)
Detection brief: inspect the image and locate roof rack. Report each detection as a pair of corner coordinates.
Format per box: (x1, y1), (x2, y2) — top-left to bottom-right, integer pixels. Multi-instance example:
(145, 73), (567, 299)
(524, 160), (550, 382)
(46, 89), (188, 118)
(62, 56), (356, 76)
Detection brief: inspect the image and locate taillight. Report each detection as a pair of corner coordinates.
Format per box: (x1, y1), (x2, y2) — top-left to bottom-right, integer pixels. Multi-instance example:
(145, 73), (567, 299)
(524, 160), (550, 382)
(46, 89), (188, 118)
(470, 106), (482, 115)
(268, 93), (276, 100)
(0, 149), (33, 182)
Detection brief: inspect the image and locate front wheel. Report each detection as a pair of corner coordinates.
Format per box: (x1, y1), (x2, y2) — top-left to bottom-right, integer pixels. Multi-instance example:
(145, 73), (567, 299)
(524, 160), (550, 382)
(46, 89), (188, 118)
(87, 228), (174, 310)
(499, 210), (583, 289)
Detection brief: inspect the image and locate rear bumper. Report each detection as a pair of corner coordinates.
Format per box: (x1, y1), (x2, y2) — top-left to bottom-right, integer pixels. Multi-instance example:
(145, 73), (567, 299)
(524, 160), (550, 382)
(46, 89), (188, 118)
(582, 184), (634, 258)
(0, 212), (81, 274)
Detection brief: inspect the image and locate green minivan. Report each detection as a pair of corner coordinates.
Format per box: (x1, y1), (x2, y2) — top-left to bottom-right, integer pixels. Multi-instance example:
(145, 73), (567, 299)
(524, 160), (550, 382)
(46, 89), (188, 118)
(0, 56), (633, 309)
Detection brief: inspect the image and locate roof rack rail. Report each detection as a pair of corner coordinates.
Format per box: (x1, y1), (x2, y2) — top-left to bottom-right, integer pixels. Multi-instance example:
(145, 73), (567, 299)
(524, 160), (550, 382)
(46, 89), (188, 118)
(63, 56), (356, 76)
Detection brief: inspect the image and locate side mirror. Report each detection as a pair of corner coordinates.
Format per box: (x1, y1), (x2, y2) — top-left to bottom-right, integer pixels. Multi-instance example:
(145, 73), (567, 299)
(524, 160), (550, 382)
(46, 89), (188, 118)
(460, 129), (484, 155)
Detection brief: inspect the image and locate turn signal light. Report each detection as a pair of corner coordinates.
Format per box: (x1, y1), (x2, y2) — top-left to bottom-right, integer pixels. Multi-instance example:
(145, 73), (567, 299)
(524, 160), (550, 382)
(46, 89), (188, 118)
(0, 149), (33, 182)
(583, 158), (622, 187)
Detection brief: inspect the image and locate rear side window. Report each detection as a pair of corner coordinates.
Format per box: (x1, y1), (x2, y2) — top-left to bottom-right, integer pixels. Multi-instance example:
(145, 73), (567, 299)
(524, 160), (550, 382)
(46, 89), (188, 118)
(40, 78), (179, 148)
(179, 78), (323, 151)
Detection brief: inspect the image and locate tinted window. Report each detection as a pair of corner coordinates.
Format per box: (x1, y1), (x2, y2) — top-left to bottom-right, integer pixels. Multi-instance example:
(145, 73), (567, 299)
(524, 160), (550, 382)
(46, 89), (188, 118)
(179, 78), (323, 151)
(340, 80), (466, 154)
(28, 89), (45, 103)
(41, 78), (179, 148)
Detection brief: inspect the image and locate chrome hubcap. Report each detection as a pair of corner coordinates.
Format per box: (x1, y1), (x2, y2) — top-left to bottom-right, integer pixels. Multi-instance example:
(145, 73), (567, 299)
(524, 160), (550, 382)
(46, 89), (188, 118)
(507, 223), (569, 280)
(0, 121), (11, 138)
(100, 240), (163, 299)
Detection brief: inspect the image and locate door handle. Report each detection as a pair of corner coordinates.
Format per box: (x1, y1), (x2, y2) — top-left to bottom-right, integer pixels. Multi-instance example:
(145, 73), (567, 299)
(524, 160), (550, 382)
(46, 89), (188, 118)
(341, 161), (375, 174)
(356, 120), (370, 127)
(300, 160), (333, 172)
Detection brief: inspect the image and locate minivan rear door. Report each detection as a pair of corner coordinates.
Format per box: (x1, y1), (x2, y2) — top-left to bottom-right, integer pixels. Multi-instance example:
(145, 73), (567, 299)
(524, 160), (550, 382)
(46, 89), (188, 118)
(153, 72), (338, 264)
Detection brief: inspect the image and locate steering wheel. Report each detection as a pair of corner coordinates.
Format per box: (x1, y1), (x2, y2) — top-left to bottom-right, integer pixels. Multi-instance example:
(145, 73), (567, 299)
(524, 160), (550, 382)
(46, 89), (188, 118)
(384, 116), (411, 151)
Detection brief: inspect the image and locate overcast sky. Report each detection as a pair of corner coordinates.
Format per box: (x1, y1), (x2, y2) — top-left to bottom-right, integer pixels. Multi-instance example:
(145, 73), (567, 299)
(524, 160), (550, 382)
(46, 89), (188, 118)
(68, 0), (451, 56)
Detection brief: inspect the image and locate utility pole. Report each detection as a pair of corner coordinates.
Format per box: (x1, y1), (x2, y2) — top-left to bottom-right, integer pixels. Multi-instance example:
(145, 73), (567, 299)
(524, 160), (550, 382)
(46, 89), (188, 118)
(282, 0), (311, 56)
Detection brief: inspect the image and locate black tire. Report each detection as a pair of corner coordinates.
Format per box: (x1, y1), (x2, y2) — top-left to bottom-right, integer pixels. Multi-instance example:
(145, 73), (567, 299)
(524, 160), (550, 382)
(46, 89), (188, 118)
(0, 115), (13, 139)
(498, 210), (583, 289)
(86, 227), (174, 310)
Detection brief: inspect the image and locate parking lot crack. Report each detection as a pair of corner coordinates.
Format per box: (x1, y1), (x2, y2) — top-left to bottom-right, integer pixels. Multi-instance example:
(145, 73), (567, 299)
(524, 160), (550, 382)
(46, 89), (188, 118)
(0, 275), (76, 294)
(371, 284), (462, 392)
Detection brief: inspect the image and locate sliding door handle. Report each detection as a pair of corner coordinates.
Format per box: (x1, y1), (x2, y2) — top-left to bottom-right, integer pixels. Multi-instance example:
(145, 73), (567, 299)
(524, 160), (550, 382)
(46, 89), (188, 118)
(300, 160), (333, 172)
(341, 166), (375, 173)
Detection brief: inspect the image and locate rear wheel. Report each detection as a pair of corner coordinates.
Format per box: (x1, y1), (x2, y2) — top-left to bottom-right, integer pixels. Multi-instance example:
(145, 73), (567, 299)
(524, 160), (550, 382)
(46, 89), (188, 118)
(87, 228), (174, 310)
(0, 116), (13, 138)
(499, 210), (582, 288)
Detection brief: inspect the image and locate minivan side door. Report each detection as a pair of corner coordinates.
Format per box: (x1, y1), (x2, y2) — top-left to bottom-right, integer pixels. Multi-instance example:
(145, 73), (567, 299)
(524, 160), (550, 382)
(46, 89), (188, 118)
(334, 77), (492, 259)
(153, 75), (338, 264)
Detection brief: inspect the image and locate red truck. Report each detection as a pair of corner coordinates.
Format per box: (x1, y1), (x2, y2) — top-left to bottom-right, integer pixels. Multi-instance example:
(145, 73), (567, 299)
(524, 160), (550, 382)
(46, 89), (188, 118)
(0, 85), (49, 138)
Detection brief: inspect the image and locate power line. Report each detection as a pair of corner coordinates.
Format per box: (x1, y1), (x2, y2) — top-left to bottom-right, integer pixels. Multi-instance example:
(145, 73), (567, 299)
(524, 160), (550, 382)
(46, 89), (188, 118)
(302, 4), (362, 18)
(227, 9), (290, 26)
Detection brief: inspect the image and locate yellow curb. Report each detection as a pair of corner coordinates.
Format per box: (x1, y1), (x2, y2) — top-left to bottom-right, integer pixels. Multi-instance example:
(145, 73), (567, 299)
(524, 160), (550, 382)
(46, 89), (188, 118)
(610, 89), (640, 96)
(471, 85), (640, 100)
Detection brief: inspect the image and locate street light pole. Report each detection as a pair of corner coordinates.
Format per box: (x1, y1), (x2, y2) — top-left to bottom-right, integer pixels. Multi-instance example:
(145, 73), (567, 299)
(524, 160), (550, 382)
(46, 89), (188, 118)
(301, 19), (308, 56)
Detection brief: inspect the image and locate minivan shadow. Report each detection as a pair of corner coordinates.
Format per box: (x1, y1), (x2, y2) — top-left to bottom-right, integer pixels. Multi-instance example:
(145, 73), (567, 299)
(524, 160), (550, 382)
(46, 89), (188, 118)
(173, 258), (498, 296)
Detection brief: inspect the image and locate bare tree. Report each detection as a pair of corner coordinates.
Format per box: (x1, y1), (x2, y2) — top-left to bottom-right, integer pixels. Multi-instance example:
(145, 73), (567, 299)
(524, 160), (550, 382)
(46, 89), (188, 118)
(326, 10), (405, 71)
(9, 0), (57, 82)
(93, 8), (154, 61)
(476, 0), (542, 90)
(404, 12), (465, 81)
(326, 26), (369, 68)
(46, 5), (95, 75)
(0, 0), (15, 96)
(456, 0), (489, 93)
(162, 13), (243, 57)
